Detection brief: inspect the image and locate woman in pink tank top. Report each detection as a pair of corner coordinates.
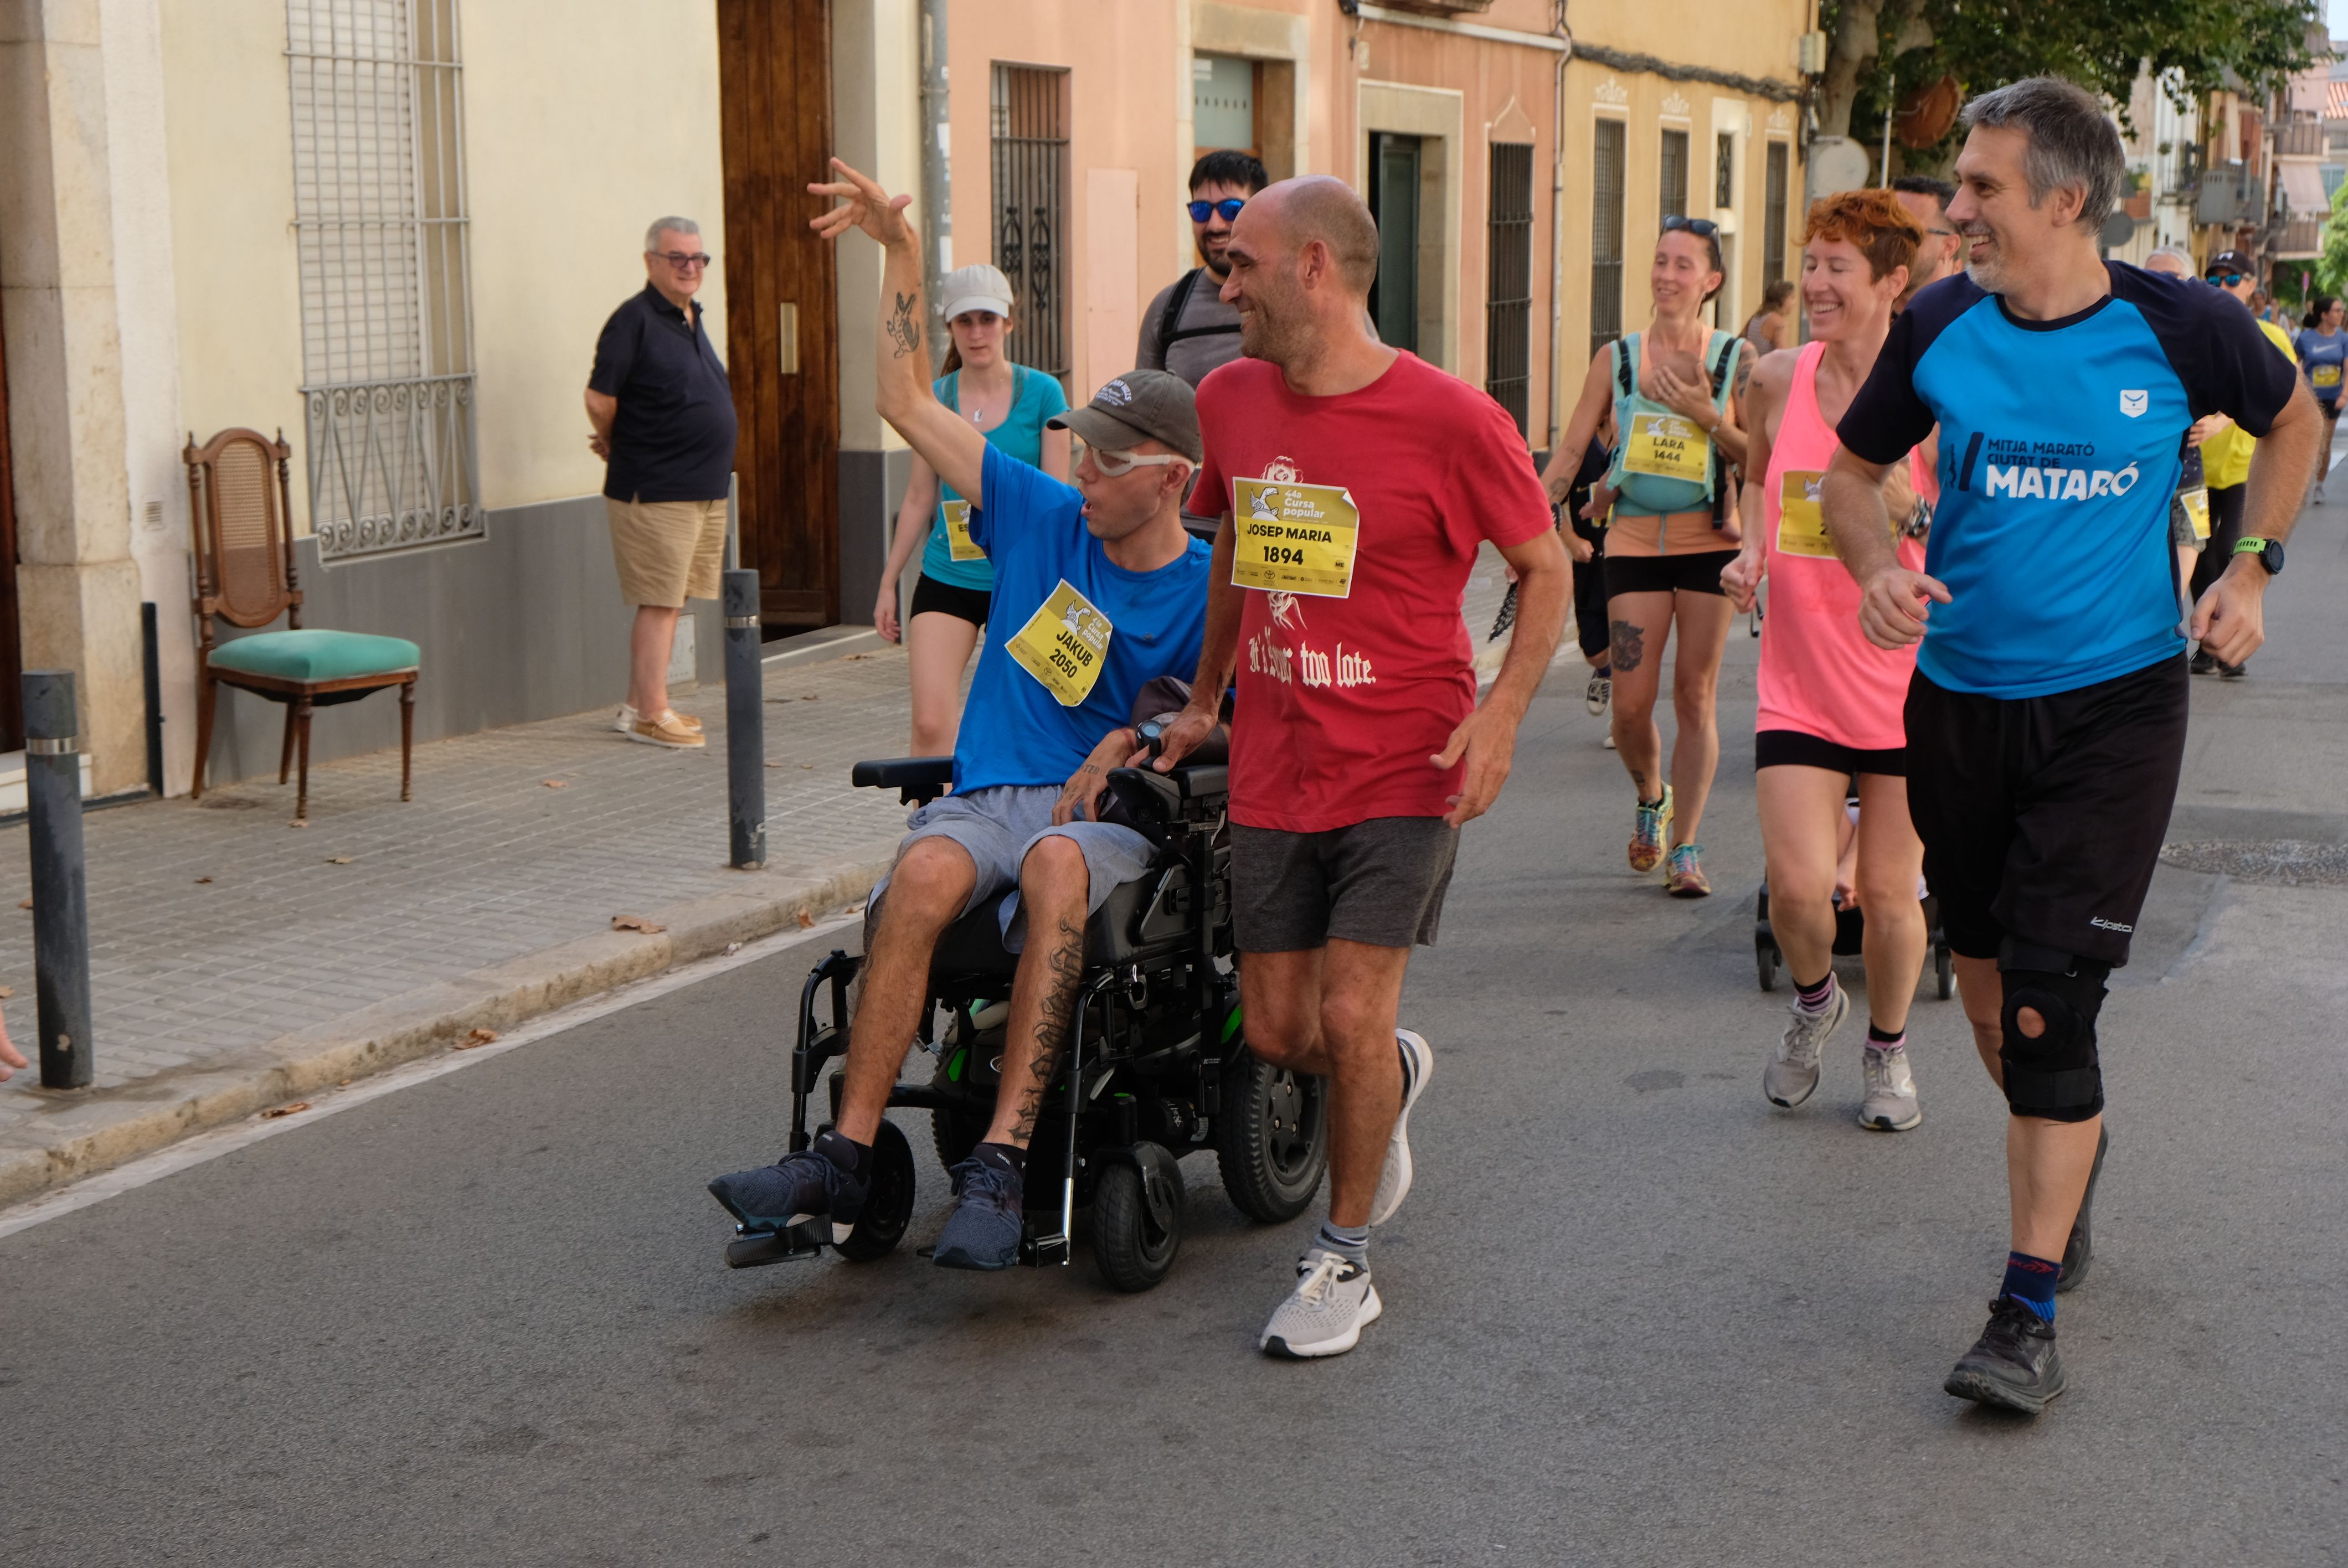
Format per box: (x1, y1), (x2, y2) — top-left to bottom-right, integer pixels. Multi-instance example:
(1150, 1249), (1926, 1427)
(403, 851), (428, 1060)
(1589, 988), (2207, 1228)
(1722, 189), (1935, 1134)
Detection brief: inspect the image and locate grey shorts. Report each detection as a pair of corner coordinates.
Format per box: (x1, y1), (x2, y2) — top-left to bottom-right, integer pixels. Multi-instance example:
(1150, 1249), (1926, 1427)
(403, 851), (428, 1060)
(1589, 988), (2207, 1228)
(1231, 816), (1459, 952)
(869, 784), (1155, 953)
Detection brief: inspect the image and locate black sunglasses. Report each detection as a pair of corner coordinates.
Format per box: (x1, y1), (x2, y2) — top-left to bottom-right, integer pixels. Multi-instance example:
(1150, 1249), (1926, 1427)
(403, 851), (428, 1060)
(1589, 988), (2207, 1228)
(1187, 198), (1247, 223)
(1663, 215), (1721, 238)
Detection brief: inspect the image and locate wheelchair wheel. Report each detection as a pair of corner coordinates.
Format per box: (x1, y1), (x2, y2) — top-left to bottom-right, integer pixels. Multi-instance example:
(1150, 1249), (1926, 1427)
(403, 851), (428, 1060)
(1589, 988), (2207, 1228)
(1215, 1048), (1327, 1224)
(833, 1119), (915, 1263)
(1936, 941), (1955, 1000)
(931, 1105), (986, 1172)
(1094, 1157), (1184, 1293)
(1756, 933), (1779, 992)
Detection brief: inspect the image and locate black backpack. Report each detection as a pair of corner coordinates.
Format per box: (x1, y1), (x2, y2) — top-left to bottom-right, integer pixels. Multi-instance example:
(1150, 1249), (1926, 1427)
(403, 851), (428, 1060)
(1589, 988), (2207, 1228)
(1154, 268), (1242, 358)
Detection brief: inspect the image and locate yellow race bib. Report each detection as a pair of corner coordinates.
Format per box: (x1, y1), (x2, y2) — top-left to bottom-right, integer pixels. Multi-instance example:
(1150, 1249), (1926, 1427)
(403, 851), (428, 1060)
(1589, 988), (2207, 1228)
(2179, 485), (2211, 541)
(1006, 579), (1114, 707)
(1775, 471), (1834, 558)
(1230, 478), (1361, 598)
(2315, 364), (2342, 388)
(1623, 412), (1713, 483)
(941, 499), (984, 562)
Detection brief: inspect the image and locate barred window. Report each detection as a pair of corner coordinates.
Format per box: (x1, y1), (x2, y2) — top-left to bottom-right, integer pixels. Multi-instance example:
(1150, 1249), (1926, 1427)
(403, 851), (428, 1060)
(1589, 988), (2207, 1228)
(1763, 141), (1790, 295)
(286, 0), (479, 560)
(1659, 128), (1689, 226)
(1484, 142), (1534, 438)
(990, 64), (1070, 388)
(1590, 118), (1626, 361)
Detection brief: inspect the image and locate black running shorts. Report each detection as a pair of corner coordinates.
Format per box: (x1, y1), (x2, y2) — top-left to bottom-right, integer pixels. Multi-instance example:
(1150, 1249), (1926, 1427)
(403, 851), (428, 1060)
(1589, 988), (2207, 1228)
(1604, 549), (1737, 598)
(1903, 657), (2189, 966)
(1754, 729), (1906, 778)
(1231, 817), (1458, 951)
(908, 572), (991, 628)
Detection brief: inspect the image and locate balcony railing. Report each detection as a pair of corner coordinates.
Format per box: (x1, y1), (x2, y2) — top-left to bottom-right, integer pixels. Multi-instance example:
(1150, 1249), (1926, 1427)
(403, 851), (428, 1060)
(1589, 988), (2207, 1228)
(2275, 119), (2324, 158)
(2277, 215), (2325, 256)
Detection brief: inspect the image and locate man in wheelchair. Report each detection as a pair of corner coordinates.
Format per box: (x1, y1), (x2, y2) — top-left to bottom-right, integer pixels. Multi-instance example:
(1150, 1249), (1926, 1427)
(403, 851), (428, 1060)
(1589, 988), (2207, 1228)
(707, 160), (1214, 1271)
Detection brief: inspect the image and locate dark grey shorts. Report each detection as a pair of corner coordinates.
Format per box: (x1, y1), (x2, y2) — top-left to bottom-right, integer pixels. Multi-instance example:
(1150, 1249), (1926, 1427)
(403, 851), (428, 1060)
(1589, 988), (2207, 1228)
(1230, 817), (1459, 952)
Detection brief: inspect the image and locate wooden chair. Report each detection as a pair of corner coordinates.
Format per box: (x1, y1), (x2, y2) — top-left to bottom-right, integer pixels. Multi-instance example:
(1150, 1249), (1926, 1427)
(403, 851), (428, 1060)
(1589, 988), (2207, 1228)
(184, 428), (420, 822)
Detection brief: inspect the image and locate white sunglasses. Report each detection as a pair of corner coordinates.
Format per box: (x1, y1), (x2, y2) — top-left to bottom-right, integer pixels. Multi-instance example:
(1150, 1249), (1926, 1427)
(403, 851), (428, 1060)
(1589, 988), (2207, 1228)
(1075, 439), (1190, 478)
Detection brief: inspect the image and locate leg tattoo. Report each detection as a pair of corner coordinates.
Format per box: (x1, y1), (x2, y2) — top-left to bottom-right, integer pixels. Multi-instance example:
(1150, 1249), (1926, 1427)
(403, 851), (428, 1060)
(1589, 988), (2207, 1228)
(1609, 618), (1646, 674)
(1011, 916), (1085, 1145)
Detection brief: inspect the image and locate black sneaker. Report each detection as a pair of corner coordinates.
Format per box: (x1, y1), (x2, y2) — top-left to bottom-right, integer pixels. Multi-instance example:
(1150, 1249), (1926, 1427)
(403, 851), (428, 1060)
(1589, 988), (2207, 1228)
(2190, 649), (2216, 675)
(707, 1129), (869, 1242)
(2057, 1125), (2109, 1294)
(931, 1153), (1025, 1270)
(1944, 1296), (2067, 1414)
(2217, 659), (2247, 679)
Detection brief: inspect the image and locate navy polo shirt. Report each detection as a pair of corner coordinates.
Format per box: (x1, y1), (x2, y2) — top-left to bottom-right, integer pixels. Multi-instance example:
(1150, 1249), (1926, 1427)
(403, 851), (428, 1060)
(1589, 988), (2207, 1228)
(588, 283), (739, 502)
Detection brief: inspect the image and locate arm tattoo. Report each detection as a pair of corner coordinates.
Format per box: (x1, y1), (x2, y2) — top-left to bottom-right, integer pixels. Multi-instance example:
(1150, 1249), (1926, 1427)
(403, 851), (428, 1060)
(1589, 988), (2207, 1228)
(885, 291), (923, 358)
(1734, 348), (1754, 398)
(1010, 915), (1086, 1143)
(1609, 618), (1646, 674)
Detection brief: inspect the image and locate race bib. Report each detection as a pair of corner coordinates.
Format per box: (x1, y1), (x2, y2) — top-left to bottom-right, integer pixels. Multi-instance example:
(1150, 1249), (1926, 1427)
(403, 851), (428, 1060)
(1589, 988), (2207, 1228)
(1775, 470), (1835, 558)
(1006, 579), (1113, 707)
(2179, 485), (2211, 541)
(1623, 412), (1713, 483)
(941, 500), (984, 562)
(2315, 364), (2342, 388)
(1230, 478), (1360, 597)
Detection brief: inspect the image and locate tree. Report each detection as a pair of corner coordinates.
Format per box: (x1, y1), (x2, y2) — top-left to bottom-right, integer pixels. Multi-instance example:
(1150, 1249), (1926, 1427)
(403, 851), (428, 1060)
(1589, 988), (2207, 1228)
(2316, 177), (2348, 301)
(1819, 0), (2323, 168)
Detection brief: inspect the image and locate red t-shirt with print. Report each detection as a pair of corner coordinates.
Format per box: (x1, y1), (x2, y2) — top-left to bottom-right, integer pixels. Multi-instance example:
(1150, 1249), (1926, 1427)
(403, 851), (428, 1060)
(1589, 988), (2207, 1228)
(1194, 350), (1556, 832)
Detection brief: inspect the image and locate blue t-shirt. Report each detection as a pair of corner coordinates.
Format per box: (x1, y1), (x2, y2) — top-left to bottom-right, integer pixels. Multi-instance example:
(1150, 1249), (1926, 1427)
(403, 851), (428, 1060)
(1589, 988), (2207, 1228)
(1839, 263), (2298, 700)
(952, 442), (1211, 793)
(2294, 326), (2348, 407)
(923, 365), (1070, 592)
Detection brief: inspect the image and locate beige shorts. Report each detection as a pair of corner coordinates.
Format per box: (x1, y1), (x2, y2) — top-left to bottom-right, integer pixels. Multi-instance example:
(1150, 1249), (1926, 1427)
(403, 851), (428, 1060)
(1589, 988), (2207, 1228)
(607, 496), (726, 608)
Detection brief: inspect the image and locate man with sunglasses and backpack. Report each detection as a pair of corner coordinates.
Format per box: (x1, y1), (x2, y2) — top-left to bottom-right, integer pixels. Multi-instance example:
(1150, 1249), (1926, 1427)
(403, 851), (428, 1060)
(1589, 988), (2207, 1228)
(1139, 150), (1268, 390)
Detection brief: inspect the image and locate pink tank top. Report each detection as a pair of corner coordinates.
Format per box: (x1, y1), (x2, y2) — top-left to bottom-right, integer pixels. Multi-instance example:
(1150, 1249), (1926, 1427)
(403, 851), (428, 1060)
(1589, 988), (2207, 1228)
(1756, 341), (1928, 752)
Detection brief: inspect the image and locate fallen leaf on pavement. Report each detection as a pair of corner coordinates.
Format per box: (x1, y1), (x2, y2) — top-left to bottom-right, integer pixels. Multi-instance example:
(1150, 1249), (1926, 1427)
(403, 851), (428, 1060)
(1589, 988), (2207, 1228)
(801, 694), (819, 700)
(845, 904), (864, 916)
(288, 819), (310, 829)
(724, 941), (742, 956)
(337, 1077), (352, 1086)
(796, 909), (815, 929)
(195, 876), (212, 884)
(325, 856), (354, 865)
(0, 986), (13, 998)
(16, 899), (29, 910)
(261, 1101), (311, 1119)
(799, 764), (813, 770)
(542, 779), (567, 788)
(456, 1027), (498, 1049)
(765, 761), (783, 768)
(611, 915), (666, 933)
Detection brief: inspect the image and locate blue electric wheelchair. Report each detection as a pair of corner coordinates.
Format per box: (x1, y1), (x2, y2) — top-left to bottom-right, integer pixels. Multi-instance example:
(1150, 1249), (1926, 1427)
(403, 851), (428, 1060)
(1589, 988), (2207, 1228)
(721, 752), (1329, 1292)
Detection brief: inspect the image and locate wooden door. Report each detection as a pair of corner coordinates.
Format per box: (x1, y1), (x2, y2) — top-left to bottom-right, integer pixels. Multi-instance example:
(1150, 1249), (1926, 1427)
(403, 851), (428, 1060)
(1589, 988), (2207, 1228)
(717, 0), (840, 629)
(0, 300), (21, 750)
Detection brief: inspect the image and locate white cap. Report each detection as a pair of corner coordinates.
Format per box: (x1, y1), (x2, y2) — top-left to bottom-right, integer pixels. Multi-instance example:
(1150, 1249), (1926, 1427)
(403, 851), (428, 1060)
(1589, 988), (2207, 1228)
(940, 264), (1016, 322)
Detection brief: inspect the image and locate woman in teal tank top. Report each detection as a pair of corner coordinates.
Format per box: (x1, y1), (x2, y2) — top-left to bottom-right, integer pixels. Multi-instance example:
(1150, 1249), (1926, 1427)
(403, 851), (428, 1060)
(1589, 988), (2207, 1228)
(874, 265), (1070, 753)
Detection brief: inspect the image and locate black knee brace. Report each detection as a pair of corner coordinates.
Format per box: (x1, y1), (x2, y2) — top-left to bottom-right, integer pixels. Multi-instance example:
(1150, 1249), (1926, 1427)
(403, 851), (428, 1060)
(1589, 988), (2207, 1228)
(1996, 939), (2111, 1122)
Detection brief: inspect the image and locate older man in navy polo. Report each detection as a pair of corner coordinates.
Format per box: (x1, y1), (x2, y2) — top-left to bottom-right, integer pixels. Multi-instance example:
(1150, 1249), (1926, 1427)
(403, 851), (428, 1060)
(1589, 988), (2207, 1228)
(585, 216), (739, 750)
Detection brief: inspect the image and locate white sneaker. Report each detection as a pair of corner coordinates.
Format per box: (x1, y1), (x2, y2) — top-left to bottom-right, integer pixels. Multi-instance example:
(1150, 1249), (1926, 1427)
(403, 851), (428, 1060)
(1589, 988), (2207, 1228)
(1369, 1029), (1432, 1226)
(1763, 982), (1848, 1108)
(1858, 1043), (1922, 1131)
(1258, 1249), (1382, 1359)
(1585, 671), (1612, 715)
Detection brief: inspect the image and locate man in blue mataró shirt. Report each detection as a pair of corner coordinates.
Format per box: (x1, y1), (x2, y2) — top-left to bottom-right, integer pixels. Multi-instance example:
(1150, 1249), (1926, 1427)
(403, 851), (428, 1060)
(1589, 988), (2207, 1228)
(1826, 77), (2318, 1416)
(708, 161), (1211, 1275)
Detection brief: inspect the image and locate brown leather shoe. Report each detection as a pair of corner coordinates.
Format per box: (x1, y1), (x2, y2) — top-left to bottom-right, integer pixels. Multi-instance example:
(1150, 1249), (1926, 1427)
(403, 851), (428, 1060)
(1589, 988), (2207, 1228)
(615, 704), (701, 734)
(627, 710), (706, 749)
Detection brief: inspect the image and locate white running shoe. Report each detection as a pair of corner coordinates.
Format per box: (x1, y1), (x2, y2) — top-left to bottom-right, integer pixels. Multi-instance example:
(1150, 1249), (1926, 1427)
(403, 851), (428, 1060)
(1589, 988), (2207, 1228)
(1585, 672), (1612, 715)
(1763, 982), (1848, 1108)
(1258, 1249), (1382, 1359)
(1369, 1029), (1433, 1225)
(1858, 1043), (1922, 1130)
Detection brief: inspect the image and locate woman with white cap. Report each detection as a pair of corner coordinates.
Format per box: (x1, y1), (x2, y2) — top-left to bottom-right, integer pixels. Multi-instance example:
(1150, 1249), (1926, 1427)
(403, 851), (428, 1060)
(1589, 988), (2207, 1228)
(875, 264), (1070, 754)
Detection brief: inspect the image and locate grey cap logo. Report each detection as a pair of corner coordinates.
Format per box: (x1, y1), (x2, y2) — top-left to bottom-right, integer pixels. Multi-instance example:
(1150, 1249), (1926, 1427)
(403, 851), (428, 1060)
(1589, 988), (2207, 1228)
(1098, 378), (1134, 407)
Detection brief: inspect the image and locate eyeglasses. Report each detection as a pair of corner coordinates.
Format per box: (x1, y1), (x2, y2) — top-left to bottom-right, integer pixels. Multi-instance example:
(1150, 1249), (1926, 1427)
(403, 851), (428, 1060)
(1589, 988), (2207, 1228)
(1662, 215), (1721, 238)
(2206, 272), (2246, 286)
(652, 251), (714, 269)
(1187, 198), (1247, 223)
(1076, 439), (1190, 478)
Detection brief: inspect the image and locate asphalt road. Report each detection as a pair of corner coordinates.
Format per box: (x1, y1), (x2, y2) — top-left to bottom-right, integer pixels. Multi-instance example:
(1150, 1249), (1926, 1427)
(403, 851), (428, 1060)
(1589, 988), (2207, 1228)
(6, 509), (2346, 1566)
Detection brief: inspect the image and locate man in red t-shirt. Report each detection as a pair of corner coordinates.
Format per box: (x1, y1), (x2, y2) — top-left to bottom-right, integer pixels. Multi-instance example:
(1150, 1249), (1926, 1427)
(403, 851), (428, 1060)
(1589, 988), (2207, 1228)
(1154, 176), (1568, 1358)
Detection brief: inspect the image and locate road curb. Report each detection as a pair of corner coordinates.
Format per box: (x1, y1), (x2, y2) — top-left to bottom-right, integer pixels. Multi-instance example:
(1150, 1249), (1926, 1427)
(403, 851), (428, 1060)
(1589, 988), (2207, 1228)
(0, 854), (892, 1210)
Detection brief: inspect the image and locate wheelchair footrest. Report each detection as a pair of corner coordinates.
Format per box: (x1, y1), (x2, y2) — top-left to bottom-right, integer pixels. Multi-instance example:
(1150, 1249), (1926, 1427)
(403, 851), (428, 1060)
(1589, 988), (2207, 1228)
(725, 1219), (828, 1268)
(1019, 1231), (1070, 1267)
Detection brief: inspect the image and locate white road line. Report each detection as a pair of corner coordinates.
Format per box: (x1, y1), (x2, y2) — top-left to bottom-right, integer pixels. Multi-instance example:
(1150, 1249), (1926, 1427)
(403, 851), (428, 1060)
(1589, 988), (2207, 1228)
(0, 910), (866, 1241)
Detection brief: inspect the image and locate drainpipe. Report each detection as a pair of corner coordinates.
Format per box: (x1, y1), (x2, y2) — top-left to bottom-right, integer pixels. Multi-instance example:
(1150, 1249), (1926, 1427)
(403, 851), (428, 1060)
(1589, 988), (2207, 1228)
(1546, 1), (1573, 453)
(919, 0), (952, 371)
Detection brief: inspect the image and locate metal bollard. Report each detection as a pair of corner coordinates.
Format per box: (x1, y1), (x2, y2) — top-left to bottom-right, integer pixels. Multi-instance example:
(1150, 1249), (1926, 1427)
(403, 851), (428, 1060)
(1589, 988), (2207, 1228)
(723, 569), (765, 870)
(23, 671), (93, 1089)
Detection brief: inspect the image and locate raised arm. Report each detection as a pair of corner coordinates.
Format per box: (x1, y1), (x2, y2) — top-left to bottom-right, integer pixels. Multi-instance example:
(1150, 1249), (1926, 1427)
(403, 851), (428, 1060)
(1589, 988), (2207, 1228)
(809, 158), (990, 506)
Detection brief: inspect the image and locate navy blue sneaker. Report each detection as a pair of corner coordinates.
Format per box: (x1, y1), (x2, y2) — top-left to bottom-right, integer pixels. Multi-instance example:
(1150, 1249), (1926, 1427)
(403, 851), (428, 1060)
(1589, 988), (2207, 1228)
(931, 1153), (1024, 1270)
(707, 1130), (868, 1243)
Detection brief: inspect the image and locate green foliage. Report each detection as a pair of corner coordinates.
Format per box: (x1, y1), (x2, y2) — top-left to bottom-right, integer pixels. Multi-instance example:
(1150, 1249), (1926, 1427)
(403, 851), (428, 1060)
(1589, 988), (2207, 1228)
(2317, 177), (2348, 301)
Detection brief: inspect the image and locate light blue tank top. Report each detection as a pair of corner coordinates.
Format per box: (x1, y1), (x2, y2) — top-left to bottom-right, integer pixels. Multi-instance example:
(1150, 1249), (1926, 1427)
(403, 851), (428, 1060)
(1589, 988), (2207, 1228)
(1602, 329), (1739, 522)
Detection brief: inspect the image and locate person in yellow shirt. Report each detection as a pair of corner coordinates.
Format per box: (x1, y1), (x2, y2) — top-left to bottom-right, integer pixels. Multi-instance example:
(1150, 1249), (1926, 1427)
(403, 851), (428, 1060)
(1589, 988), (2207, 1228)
(2192, 249), (2295, 677)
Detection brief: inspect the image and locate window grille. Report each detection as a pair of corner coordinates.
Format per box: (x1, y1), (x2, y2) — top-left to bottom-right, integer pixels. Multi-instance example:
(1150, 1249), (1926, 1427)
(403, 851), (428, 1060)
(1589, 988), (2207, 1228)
(1763, 141), (1790, 294)
(1660, 128), (1689, 226)
(1715, 132), (1735, 210)
(1484, 142), (1535, 438)
(1590, 119), (1626, 361)
(990, 64), (1070, 388)
(286, 0), (480, 561)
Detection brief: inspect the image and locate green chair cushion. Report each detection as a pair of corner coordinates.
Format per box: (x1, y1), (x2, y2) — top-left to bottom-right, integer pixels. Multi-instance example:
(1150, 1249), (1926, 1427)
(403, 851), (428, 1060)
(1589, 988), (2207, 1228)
(209, 628), (420, 683)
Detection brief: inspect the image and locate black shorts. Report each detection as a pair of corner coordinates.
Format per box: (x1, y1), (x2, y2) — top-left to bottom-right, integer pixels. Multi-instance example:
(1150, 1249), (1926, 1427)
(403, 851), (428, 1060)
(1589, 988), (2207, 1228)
(1231, 817), (1458, 951)
(1903, 658), (2189, 966)
(1754, 729), (1906, 778)
(1604, 549), (1737, 598)
(908, 573), (990, 628)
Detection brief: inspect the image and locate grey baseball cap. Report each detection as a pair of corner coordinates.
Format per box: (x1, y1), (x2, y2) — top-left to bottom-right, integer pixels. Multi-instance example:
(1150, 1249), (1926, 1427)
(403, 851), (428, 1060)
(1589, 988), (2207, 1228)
(1048, 369), (1203, 463)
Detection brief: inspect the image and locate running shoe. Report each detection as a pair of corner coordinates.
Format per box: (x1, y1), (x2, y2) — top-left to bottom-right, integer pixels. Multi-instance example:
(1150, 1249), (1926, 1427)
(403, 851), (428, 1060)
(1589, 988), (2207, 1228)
(2057, 1124), (2109, 1294)
(1259, 1249), (1383, 1359)
(2218, 659), (2247, 679)
(1763, 982), (1848, 1109)
(2190, 649), (2217, 675)
(1628, 786), (1675, 873)
(1664, 843), (1711, 898)
(1585, 670), (1612, 715)
(1943, 1296), (2067, 1414)
(1858, 1043), (1922, 1130)
(932, 1153), (1025, 1271)
(1369, 1030), (1433, 1226)
(707, 1129), (868, 1243)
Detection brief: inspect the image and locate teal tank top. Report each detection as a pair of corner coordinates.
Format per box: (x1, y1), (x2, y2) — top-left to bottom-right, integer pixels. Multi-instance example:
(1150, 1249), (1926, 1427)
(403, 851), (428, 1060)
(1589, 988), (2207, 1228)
(1603, 329), (1739, 519)
(920, 364), (1070, 591)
